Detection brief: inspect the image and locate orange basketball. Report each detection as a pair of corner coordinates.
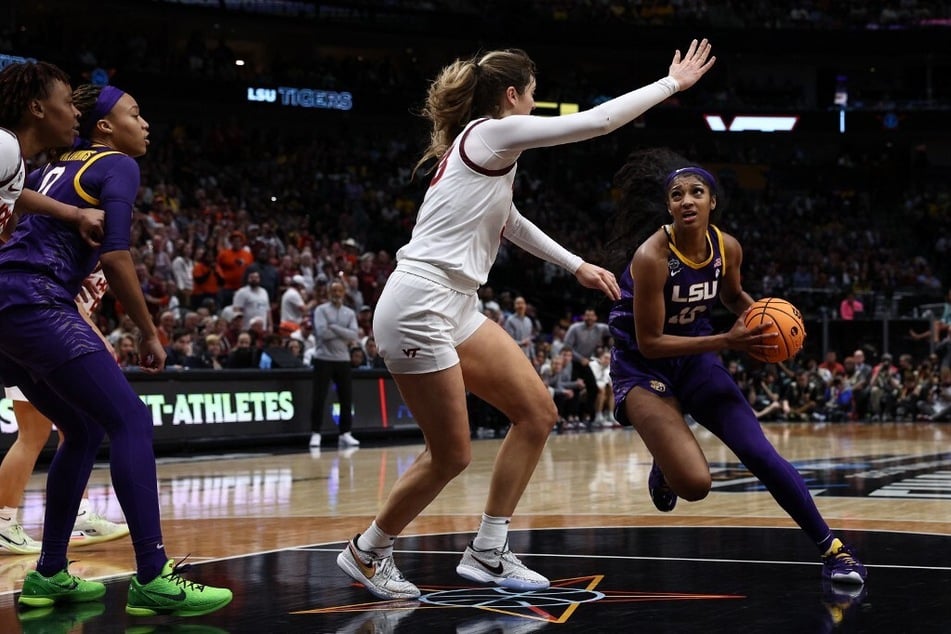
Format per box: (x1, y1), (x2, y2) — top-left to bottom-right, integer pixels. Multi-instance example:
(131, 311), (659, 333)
(743, 297), (806, 363)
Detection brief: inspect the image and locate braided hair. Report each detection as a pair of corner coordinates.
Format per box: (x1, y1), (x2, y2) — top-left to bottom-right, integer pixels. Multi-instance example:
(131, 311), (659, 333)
(0, 61), (71, 130)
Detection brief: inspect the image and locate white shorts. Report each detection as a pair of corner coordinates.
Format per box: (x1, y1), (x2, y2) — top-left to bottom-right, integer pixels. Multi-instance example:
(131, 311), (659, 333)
(4, 385), (25, 402)
(373, 270), (486, 374)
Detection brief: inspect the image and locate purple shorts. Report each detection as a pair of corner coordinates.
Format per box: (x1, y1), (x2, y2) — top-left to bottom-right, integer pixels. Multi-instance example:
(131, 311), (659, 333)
(0, 305), (106, 384)
(610, 348), (732, 426)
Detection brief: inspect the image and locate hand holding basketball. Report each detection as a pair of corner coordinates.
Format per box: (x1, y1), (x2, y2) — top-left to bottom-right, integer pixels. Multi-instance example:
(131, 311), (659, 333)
(743, 297), (806, 363)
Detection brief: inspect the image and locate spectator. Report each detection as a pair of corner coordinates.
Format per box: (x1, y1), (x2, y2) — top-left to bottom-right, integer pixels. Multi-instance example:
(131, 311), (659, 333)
(298, 250), (318, 292)
(232, 271), (272, 333)
(286, 339), (305, 366)
(363, 336), (386, 369)
(155, 310), (177, 348)
(839, 291), (864, 320)
(818, 351), (845, 385)
(869, 353), (900, 420)
(356, 304), (374, 341)
(309, 280), (360, 449)
(220, 306), (245, 348)
(848, 349), (873, 420)
(781, 371), (821, 421)
(195, 333), (227, 369)
(244, 245), (280, 302)
(544, 352), (582, 428)
(164, 328), (198, 370)
(114, 334), (139, 369)
(748, 370), (784, 421)
(563, 307), (611, 422)
(225, 331), (257, 368)
(216, 230), (252, 307)
(588, 349), (614, 425)
(350, 345), (369, 369)
(191, 245), (220, 310)
(895, 372), (923, 421)
(291, 318), (316, 355)
(504, 295), (536, 359)
(280, 275), (315, 325)
(171, 240), (194, 309)
(247, 315), (268, 348)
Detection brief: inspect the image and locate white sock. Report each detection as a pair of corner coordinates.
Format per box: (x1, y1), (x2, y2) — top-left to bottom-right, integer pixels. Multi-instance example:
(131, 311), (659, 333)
(77, 498), (91, 517)
(357, 520), (397, 556)
(0, 506), (18, 526)
(472, 513), (510, 551)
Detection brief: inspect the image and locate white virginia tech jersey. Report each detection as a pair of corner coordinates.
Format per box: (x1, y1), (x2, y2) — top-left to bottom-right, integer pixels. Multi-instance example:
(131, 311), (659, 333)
(0, 128), (25, 236)
(76, 263), (109, 315)
(396, 118), (517, 293)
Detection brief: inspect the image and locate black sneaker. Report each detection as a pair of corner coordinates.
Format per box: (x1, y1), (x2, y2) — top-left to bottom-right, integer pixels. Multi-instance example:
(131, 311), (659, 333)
(648, 460), (677, 512)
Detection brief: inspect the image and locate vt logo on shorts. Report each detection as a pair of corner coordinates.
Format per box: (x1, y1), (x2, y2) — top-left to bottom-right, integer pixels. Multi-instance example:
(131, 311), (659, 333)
(402, 348), (420, 358)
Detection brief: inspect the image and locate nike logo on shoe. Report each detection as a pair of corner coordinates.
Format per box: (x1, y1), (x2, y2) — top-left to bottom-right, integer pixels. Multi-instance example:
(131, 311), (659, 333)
(471, 554), (504, 575)
(51, 578), (79, 591)
(349, 542), (377, 578)
(145, 588), (186, 601)
(1, 534), (27, 547)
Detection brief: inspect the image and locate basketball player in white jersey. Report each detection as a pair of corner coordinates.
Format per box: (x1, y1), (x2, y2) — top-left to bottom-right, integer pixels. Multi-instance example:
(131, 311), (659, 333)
(338, 39), (716, 599)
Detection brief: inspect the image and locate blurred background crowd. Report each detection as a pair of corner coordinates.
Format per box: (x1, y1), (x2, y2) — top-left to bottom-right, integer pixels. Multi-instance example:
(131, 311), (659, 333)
(1, 0), (949, 424)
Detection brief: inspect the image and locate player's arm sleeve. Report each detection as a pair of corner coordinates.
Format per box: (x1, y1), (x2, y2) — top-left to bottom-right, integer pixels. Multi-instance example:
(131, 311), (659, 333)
(96, 156), (140, 254)
(502, 204), (583, 273)
(469, 77), (679, 164)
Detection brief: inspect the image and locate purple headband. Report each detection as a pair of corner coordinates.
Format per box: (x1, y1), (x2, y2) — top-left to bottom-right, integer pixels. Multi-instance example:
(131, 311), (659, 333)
(664, 166), (717, 191)
(78, 85), (125, 139)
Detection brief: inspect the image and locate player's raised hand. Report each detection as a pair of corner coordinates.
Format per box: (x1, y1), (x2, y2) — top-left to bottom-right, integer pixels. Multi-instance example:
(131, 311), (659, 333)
(668, 38), (716, 92)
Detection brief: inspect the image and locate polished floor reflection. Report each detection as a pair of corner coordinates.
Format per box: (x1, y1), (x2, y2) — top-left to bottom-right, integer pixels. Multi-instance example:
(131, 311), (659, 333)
(2, 421), (950, 632)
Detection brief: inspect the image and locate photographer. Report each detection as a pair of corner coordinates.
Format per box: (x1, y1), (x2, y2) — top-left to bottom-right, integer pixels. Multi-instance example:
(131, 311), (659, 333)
(868, 353), (900, 421)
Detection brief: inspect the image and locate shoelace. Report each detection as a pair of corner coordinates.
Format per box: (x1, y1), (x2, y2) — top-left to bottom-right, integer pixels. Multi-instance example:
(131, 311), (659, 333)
(165, 555), (207, 591)
(377, 555), (406, 581)
(830, 546), (859, 566)
(58, 560), (85, 583)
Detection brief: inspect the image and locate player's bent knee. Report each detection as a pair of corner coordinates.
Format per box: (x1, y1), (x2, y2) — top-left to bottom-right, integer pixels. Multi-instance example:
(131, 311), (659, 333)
(673, 473), (712, 502)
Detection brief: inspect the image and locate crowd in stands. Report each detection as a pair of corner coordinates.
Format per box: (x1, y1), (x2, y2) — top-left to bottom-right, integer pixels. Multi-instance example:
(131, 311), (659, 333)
(57, 102), (944, 384)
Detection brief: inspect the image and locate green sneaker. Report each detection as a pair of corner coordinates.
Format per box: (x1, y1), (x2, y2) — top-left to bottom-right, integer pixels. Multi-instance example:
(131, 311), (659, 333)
(126, 558), (233, 617)
(18, 567), (106, 608)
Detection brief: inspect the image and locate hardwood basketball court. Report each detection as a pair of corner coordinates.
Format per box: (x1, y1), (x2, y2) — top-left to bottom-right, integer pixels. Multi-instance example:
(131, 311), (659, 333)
(2, 421), (949, 632)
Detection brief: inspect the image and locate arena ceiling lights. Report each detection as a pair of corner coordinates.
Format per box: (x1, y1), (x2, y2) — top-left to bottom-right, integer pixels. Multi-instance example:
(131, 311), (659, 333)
(703, 115), (799, 132)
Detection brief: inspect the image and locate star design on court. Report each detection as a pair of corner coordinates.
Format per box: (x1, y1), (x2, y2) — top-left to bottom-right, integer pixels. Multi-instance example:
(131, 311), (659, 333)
(293, 575), (744, 624)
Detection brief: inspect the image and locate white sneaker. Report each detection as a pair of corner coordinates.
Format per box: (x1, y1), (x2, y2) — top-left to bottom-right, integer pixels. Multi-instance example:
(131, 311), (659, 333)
(338, 432), (360, 447)
(309, 432), (321, 448)
(0, 522), (41, 555)
(456, 540), (549, 591)
(71, 500), (130, 547)
(336, 535), (420, 600)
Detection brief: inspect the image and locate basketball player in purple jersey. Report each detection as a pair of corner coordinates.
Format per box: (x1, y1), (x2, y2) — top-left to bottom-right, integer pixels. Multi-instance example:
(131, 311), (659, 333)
(0, 82), (232, 616)
(0, 60), (117, 555)
(607, 148), (866, 584)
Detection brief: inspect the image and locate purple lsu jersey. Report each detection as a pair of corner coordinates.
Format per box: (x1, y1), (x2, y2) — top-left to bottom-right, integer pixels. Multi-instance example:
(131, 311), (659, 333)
(609, 224), (726, 352)
(0, 145), (138, 312)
